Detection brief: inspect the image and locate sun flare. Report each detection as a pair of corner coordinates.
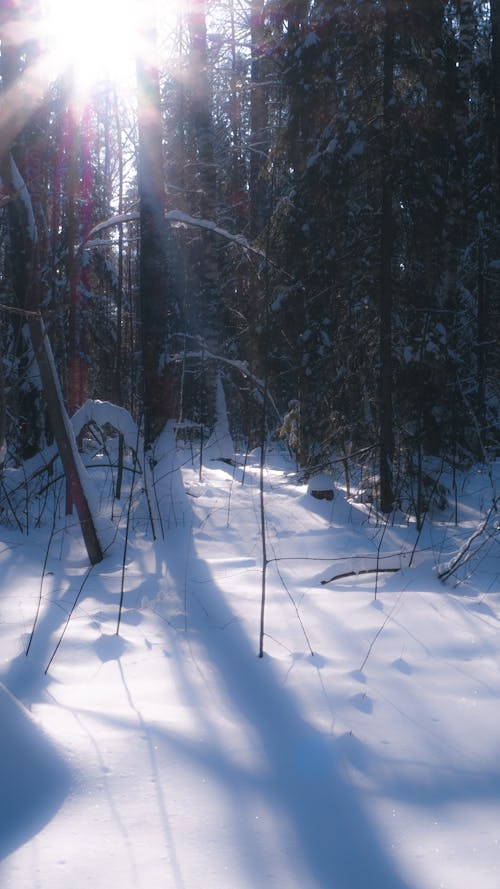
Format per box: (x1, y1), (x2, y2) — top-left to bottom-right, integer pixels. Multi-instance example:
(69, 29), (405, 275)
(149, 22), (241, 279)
(41, 0), (140, 96)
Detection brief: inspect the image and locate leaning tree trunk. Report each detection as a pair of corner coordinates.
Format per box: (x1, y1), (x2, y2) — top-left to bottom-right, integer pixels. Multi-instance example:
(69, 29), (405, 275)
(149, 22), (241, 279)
(28, 315), (103, 563)
(1, 152), (103, 564)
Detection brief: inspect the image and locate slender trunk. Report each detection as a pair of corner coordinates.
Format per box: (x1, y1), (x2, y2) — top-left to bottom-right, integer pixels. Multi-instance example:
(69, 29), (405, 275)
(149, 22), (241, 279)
(476, 241), (486, 435)
(249, 0), (269, 238)
(187, 0), (218, 315)
(112, 88), (125, 407)
(258, 373), (268, 659)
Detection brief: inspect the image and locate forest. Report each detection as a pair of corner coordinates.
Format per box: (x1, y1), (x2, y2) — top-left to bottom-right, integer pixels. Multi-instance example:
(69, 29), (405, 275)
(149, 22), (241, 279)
(0, 2), (499, 888)
(0, 0), (498, 529)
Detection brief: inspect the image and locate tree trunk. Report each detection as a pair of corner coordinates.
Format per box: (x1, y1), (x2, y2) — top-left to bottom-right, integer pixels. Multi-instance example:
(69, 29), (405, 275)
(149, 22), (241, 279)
(186, 0), (220, 427)
(136, 6), (173, 446)
(65, 101), (92, 420)
(490, 0), (500, 207)
(249, 0), (269, 239)
(28, 316), (103, 563)
(1, 151), (103, 564)
(379, 3), (395, 513)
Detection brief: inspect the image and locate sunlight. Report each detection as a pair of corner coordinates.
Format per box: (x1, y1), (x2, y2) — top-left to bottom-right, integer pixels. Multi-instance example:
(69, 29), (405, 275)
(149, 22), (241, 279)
(41, 0), (141, 97)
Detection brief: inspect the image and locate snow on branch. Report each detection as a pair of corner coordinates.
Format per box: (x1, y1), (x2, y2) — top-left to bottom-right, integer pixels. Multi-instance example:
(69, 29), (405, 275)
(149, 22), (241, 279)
(76, 211), (140, 252)
(164, 209), (264, 258)
(166, 338), (281, 420)
(78, 209), (266, 260)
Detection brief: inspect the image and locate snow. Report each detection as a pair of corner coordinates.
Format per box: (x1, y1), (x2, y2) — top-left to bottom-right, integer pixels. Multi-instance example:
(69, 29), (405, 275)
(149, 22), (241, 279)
(203, 375), (235, 463)
(71, 399), (139, 454)
(0, 439), (499, 889)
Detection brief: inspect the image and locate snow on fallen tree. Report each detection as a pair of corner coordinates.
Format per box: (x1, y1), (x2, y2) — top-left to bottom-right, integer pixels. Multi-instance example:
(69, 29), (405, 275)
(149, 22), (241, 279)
(71, 400), (139, 453)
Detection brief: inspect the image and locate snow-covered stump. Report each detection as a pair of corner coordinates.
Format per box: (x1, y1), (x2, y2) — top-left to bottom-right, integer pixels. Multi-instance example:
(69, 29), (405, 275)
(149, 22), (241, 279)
(307, 473), (334, 502)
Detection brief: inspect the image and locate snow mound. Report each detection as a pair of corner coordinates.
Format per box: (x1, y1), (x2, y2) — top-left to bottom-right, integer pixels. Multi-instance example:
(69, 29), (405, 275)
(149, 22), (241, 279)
(0, 683), (71, 860)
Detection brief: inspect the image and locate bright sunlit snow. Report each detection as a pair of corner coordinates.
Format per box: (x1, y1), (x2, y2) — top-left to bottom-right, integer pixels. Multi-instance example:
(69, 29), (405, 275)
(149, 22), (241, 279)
(0, 421), (499, 888)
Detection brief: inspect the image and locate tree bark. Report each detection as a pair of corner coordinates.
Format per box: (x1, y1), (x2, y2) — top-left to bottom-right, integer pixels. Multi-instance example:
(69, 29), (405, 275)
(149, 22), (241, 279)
(136, 5), (173, 446)
(249, 0), (269, 239)
(379, 3), (395, 513)
(490, 0), (500, 208)
(28, 316), (103, 564)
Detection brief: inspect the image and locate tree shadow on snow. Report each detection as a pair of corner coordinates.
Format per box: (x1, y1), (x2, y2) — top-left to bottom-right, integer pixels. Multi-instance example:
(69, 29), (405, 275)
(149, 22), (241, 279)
(0, 537), (78, 862)
(0, 683), (72, 861)
(130, 458), (419, 889)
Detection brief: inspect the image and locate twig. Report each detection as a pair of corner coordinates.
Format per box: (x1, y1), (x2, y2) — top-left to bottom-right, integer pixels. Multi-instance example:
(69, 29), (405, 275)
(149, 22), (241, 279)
(374, 510), (392, 599)
(26, 491), (59, 655)
(0, 477), (24, 532)
(273, 557), (314, 655)
(149, 438), (165, 540)
(258, 391), (268, 659)
(116, 419), (142, 635)
(358, 589), (405, 673)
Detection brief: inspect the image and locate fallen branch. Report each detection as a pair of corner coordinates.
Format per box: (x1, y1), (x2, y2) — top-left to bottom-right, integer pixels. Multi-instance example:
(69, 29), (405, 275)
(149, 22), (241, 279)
(437, 496), (499, 582)
(322, 567), (400, 585)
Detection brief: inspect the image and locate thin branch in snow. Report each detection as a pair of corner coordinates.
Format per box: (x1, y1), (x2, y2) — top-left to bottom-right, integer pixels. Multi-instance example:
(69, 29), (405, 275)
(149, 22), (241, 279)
(358, 590), (406, 673)
(116, 418), (143, 636)
(321, 567), (400, 585)
(45, 565), (94, 674)
(26, 490), (60, 656)
(273, 556), (315, 655)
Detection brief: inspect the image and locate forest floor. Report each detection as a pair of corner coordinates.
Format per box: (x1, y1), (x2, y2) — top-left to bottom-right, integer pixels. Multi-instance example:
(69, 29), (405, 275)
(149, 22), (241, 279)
(0, 432), (499, 889)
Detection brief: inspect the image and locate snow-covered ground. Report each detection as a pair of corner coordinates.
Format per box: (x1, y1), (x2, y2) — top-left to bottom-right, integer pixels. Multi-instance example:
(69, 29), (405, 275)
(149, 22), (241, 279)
(0, 431), (499, 889)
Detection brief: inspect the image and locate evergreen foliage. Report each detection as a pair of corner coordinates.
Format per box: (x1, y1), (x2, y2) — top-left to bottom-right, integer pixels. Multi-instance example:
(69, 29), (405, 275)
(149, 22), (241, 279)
(0, 0), (498, 520)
